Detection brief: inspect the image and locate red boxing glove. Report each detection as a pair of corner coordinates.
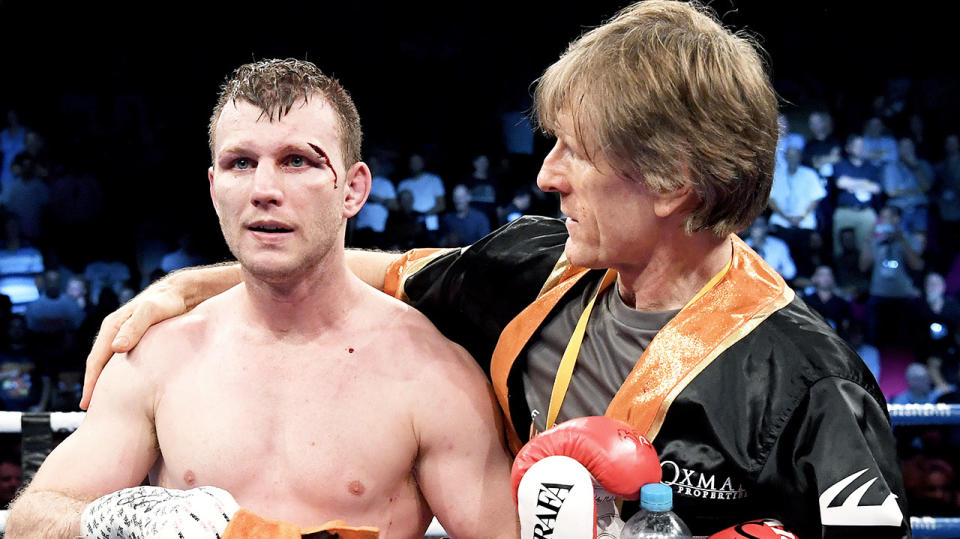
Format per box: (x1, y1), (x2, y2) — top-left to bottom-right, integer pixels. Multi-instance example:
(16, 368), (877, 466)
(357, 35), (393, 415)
(709, 518), (798, 538)
(512, 417), (662, 539)
(512, 416), (661, 503)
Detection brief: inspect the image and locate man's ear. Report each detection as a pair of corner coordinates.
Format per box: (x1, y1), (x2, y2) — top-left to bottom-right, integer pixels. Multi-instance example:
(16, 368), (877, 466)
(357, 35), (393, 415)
(208, 166), (221, 218)
(653, 183), (697, 218)
(653, 164), (698, 218)
(342, 161), (372, 218)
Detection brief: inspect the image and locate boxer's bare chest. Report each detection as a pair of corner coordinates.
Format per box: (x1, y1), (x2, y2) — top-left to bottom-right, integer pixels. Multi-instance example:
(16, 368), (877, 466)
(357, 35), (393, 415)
(149, 335), (430, 531)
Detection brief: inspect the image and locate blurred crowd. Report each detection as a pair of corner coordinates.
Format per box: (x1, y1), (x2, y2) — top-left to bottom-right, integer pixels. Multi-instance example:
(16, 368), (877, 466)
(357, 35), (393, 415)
(1, 73), (960, 514)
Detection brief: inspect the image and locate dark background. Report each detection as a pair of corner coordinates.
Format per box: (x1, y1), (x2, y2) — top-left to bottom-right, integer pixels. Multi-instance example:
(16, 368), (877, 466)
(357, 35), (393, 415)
(1, 0), (959, 262)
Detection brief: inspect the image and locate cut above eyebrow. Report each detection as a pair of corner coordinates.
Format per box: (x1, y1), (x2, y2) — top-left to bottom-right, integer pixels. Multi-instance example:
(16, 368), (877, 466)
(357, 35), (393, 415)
(307, 143), (330, 163)
(308, 143), (338, 188)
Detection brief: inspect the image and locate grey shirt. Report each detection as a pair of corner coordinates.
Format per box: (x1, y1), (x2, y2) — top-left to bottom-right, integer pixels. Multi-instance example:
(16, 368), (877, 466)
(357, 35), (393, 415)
(523, 280), (680, 433)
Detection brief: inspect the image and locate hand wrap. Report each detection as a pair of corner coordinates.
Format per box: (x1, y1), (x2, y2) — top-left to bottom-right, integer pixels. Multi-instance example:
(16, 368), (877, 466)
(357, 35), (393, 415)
(81, 485), (240, 538)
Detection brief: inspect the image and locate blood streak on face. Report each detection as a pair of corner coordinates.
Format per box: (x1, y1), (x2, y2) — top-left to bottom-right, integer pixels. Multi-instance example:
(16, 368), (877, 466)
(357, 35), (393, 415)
(308, 143), (337, 189)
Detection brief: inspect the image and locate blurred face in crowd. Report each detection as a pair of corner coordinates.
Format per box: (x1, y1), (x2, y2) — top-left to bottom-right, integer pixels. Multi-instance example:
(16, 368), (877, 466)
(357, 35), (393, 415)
(808, 113), (831, 139)
(846, 136), (865, 160)
(785, 147), (802, 170)
(0, 462), (22, 506)
(452, 185), (471, 212)
(879, 207), (901, 227)
(812, 266), (835, 291)
(409, 154), (425, 175)
(944, 135), (959, 156)
(898, 138), (916, 162)
(473, 155), (489, 175)
(208, 96), (369, 284)
(905, 364), (931, 394)
(925, 273), (946, 300)
(865, 117), (884, 138)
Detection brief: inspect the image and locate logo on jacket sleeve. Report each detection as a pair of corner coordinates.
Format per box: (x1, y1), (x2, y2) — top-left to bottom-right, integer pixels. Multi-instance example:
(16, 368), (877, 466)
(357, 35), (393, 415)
(818, 468), (903, 526)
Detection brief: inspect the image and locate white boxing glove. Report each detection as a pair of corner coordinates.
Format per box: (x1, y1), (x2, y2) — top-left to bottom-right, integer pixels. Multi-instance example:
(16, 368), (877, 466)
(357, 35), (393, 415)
(80, 485), (240, 539)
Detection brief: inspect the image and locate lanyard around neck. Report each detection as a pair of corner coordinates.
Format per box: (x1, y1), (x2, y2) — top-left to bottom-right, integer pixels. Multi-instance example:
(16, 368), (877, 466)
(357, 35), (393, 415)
(541, 257), (731, 432)
(545, 269), (618, 430)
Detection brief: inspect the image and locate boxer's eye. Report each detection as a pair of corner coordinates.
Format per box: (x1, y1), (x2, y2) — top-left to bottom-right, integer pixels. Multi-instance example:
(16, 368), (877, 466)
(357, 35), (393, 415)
(232, 158), (252, 170)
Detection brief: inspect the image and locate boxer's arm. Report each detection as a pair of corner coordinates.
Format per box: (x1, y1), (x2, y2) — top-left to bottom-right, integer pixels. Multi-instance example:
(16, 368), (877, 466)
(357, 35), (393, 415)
(80, 262), (241, 409)
(414, 345), (519, 538)
(8, 351), (159, 537)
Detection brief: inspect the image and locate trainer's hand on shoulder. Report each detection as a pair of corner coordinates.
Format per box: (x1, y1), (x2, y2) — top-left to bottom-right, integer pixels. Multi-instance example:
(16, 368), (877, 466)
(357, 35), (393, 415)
(80, 278), (188, 409)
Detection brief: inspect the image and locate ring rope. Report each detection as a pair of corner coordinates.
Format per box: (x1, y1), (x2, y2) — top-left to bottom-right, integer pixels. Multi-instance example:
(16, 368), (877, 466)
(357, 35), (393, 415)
(0, 406), (958, 537)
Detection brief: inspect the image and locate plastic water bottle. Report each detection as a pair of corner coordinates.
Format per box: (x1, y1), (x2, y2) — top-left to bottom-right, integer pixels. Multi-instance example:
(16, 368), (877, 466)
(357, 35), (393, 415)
(620, 483), (692, 538)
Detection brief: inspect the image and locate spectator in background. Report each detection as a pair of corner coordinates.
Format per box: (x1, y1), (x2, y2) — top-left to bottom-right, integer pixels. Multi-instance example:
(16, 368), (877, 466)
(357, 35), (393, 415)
(934, 134), (960, 255)
(863, 117), (899, 166)
(159, 233), (208, 273)
(64, 276), (94, 319)
(499, 186), (533, 225)
(892, 363), (945, 404)
(804, 265), (853, 333)
(0, 454), (22, 509)
(439, 184), (491, 247)
(82, 260), (131, 305)
(0, 109), (28, 190)
(47, 165), (104, 270)
(463, 154), (500, 223)
(384, 189), (430, 249)
(0, 315), (46, 412)
(24, 269), (85, 335)
(832, 135), (882, 257)
(0, 153), (51, 247)
(916, 273), (960, 357)
(774, 113), (805, 173)
(0, 216), (44, 309)
(861, 205), (925, 344)
(847, 322), (881, 383)
(744, 215), (796, 281)
(353, 155), (396, 247)
(883, 138), (932, 234)
(928, 318), (960, 397)
(802, 111), (842, 175)
(397, 153), (445, 233)
(907, 114), (935, 160)
(768, 146), (826, 278)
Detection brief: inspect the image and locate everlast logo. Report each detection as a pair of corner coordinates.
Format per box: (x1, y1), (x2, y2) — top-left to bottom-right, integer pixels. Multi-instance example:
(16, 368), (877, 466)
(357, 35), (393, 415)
(532, 482), (573, 538)
(661, 460), (748, 501)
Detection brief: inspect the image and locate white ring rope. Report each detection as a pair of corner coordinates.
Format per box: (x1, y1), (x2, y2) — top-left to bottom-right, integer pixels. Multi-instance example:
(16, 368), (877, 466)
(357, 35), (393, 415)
(2, 407), (960, 537)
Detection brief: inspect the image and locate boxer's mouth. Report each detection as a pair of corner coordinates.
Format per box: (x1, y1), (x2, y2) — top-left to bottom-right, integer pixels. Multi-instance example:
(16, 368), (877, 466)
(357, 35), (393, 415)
(248, 221), (293, 233)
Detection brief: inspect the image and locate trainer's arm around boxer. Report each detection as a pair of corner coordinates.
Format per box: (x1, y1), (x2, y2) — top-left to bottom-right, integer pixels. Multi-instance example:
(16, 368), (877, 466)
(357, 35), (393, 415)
(7, 348), (160, 538)
(81, 252), (400, 409)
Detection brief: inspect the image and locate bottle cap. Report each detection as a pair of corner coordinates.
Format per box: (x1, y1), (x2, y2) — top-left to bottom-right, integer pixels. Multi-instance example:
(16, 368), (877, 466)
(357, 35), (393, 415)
(639, 483), (673, 512)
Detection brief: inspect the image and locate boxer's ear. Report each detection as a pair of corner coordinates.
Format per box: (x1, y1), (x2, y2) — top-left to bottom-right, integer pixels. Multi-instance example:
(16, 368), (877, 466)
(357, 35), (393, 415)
(342, 161), (372, 219)
(208, 166), (221, 218)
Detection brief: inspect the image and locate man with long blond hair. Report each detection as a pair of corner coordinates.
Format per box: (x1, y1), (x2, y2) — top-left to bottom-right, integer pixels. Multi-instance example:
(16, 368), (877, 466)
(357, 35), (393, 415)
(81, 2), (909, 536)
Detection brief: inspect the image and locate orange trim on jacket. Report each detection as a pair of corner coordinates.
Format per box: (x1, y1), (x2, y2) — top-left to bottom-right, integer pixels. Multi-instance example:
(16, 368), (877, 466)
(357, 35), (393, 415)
(386, 236), (793, 454)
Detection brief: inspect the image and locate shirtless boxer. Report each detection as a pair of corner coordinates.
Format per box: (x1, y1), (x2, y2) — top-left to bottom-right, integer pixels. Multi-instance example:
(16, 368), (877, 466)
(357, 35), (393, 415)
(6, 59), (518, 538)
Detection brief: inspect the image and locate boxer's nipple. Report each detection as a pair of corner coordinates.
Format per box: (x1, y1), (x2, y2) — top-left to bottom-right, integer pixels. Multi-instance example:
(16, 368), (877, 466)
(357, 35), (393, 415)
(347, 479), (365, 496)
(184, 469), (196, 486)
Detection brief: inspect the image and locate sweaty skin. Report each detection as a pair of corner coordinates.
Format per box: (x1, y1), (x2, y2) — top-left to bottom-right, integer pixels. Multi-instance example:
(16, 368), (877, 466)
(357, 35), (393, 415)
(12, 94), (518, 538)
